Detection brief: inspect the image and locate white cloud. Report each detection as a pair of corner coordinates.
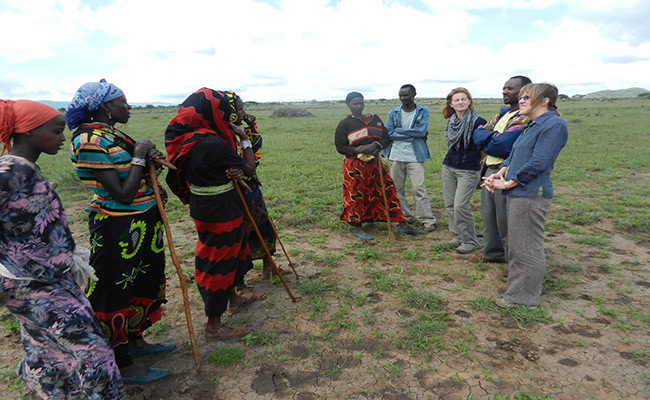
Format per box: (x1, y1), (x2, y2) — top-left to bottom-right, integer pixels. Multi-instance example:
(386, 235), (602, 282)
(0, 0), (649, 102)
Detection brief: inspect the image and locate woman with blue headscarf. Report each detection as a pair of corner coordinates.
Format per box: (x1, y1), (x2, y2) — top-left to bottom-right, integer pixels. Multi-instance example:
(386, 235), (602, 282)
(66, 79), (172, 384)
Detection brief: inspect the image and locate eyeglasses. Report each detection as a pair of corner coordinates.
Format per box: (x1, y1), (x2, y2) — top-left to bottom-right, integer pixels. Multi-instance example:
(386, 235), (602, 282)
(518, 95), (531, 101)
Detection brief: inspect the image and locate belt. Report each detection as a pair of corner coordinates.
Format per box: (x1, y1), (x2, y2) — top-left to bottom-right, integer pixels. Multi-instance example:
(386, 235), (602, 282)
(486, 163), (502, 169)
(189, 182), (234, 196)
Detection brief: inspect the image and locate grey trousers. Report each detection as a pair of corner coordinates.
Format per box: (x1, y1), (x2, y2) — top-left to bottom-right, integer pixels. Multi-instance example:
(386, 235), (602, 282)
(389, 161), (437, 226)
(441, 164), (481, 247)
(481, 166), (508, 260)
(503, 196), (552, 306)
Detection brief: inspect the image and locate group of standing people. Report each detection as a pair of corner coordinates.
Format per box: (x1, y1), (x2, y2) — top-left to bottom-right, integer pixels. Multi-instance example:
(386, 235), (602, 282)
(0, 76), (566, 398)
(336, 77), (568, 309)
(1, 82), (277, 398)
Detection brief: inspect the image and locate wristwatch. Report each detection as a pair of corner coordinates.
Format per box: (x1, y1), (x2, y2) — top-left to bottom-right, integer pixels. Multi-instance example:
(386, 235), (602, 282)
(503, 181), (509, 189)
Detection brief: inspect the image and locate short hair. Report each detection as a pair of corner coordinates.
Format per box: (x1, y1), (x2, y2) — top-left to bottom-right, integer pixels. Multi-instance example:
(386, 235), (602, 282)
(442, 87), (475, 119)
(345, 91), (364, 104)
(520, 83), (560, 116)
(509, 75), (532, 87)
(400, 84), (416, 94)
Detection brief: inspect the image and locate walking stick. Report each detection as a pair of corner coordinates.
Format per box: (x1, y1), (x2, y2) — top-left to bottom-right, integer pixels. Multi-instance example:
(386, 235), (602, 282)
(376, 156), (395, 241)
(148, 161), (200, 371)
(266, 217), (301, 279)
(231, 178), (299, 302)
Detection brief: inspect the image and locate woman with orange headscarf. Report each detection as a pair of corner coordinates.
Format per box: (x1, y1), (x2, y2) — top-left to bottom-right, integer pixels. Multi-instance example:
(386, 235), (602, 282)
(0, 100), (124, 399)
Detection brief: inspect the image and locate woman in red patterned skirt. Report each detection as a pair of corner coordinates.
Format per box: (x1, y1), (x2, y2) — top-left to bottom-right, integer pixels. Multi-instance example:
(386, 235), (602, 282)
(334, 92), (421, 240)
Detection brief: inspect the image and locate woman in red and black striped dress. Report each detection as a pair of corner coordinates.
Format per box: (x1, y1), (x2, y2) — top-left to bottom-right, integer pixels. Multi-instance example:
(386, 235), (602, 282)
(165, 88), (254, 339)
(335, 92), (418, 240)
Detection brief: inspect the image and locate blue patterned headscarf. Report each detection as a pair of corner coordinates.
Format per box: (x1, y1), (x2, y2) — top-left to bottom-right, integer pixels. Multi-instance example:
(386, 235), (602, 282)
(65, 79), (125, 130)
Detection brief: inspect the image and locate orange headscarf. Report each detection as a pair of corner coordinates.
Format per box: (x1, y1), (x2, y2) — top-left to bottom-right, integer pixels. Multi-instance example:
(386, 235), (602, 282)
(0, 100), (62, 154)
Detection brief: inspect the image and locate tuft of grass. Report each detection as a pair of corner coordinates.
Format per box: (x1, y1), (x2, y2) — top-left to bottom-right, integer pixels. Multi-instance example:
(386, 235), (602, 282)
(242, 330), (279, 347)
(145, 320), (171, 338)
(402, 290), (445, 314)
(208, 347), (245, 366)
(505, 306), (553, 327)
(469, 296), (496, 311)
(355, 248), (384, 264)
(366, 269), (400, 292)
(495, 391), (556, 400)
(543, 275), (582, 294)
(549, 262), (582, 273)
(403, 314), (446, 353)
(0, 313), (20, 336)
(573, 234), (610, 247)
(298, 277), (334, 296)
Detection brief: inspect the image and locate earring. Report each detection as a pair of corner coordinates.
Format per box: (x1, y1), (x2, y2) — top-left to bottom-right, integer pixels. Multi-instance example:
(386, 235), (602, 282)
(107, 110), (112, 120)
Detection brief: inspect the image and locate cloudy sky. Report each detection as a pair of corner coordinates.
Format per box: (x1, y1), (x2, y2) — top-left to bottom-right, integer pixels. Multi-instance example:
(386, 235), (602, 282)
(1, 0), (649, 104)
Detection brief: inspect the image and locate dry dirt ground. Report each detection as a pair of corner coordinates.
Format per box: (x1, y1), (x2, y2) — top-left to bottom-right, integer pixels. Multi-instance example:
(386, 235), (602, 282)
(1, 204), (649, 400)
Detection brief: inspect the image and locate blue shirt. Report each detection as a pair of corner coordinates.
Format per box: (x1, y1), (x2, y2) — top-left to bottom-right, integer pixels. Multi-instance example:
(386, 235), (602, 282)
(383, 104), (431, 163)
(502, 112), (568, 198)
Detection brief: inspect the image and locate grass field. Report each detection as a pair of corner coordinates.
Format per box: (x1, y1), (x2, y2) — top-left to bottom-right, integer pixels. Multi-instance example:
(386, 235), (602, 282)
(2, 97), (650, 399)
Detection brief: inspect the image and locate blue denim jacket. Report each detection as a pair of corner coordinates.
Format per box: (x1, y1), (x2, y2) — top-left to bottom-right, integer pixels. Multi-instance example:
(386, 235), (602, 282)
(383, 104), (431, 162)
(502, 112), (568, 198)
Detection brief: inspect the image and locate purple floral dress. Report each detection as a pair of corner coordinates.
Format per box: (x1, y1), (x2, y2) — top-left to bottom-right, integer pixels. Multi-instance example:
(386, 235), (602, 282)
(0, 155), (124, 399)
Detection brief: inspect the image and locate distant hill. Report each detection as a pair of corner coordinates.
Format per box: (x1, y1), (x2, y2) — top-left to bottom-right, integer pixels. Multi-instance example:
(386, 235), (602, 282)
(39, 100), (175, 110)
(583, 87), (650, 99)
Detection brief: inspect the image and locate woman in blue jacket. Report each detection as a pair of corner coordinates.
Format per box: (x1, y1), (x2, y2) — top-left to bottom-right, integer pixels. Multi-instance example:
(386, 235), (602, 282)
(482, 83), (568, 308)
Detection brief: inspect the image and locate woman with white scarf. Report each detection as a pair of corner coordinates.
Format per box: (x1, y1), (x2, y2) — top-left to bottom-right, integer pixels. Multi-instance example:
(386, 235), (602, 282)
(441, 88), (486, 254)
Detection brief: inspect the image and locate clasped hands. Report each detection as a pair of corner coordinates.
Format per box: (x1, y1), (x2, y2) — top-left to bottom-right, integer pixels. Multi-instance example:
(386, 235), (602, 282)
(481, 172), (505, 193)
(354, 141), (382, 156)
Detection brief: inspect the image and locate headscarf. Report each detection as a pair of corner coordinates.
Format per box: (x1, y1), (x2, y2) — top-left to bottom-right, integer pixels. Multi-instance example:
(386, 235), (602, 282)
(164, 88), (240, 204)
(65, 79), (124, 130)
(445, 109), (479, 151)
(0, 100), (61, 154)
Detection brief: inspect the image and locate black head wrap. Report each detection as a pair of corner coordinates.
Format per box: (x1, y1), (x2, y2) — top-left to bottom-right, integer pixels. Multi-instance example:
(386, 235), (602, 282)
(345, 91), (364, 104)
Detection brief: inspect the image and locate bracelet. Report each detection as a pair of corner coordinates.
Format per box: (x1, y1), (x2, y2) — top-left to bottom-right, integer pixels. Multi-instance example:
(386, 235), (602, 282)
(131, 157), (146, 167)
(240, 139), (252, 150)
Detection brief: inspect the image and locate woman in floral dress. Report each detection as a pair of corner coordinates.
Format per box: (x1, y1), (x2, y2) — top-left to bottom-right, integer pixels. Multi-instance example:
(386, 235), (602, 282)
(0, 100), (124, 399)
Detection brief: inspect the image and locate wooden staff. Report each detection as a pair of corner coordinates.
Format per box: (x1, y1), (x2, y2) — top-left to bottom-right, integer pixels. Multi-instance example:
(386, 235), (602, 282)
(231, 178), (299, 302)
(266, 218), (300, 279)
(376, 156), (395, 241)
(148, 161), (200, 371)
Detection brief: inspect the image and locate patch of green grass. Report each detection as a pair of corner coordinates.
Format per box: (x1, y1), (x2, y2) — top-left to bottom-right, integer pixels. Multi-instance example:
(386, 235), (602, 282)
(323, 252), (342, 267)
(366, 269), (401, 292)
(549, 262), (582, 272)
(339, 287), (370, 306)
(402, 290), (445, 314)
(355, 248), (384, 264)
(298, 277), (334, 296)
(543, 275), (582, 294)
(495, 391), (556, 400)
(242, 330), (279, 346)
(430, 242), (456, 253)
(573, 234), (610, 247)
(591, 248), (611, 258)
(0, 313), (20, 336)
(383, 362), (403, 379)
(1, 367), (32, 397)
(505, 306), (553, 327)
(208, 347), (245, 367)
(308, 296), (329, 316)
(401, 250), (422, 260)
(303, 250), (321, 262)
(469, 296), (496, 311)
(145, 320), (171, 338)
(403, 314), (446, 353)
(360, 309), (377, 325)
(630, 349), (650, 362)
(449, 337), (477, 355)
